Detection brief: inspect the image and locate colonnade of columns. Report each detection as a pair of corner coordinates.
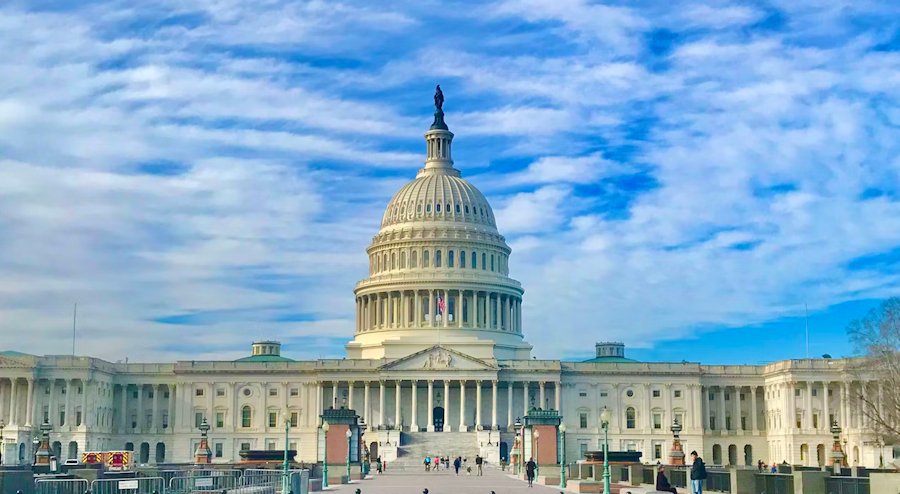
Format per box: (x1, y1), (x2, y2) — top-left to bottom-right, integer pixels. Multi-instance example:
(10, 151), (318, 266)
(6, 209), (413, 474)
(356, 289), (522, 334)
(320, 379), (561, 432)
(702, 385), (764, 434)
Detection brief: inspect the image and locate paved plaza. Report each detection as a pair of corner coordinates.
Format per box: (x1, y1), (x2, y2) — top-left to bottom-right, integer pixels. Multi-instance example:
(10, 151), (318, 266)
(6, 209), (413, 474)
(324, 466), (570, 494)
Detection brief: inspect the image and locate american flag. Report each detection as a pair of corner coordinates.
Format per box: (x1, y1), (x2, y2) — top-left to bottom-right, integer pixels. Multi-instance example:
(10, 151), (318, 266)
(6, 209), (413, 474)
(437, 295), (446, 314)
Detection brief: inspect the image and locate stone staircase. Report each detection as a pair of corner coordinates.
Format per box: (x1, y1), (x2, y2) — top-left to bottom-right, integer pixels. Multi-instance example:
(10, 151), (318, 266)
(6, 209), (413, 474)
(389, 432), (481, 470)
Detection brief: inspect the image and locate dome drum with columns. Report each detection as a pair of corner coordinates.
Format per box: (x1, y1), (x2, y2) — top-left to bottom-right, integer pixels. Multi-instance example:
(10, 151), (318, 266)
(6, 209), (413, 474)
(347, 99), (530, 361)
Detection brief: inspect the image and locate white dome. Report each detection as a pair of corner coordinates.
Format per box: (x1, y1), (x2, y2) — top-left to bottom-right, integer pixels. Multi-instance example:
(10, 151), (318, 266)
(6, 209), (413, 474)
(381, 172), (496, 229)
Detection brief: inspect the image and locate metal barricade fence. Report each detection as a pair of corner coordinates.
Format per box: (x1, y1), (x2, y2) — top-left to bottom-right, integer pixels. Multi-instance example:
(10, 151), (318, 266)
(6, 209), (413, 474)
(826, 476), (870, 494)
(91, 477), (166, 494)
(169, 474), (241, 494)
(36, 478), (90, 494)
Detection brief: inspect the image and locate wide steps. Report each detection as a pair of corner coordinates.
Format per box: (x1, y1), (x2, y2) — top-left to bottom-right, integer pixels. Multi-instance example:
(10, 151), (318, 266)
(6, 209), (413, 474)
(390, 432), (480, 469)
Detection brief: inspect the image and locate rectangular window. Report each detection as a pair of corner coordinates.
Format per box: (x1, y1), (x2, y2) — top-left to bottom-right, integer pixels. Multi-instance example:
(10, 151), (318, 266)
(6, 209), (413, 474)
(795, 389), (801, 397)
(196, 388), (204, 397)
(290, 388), (299, 397)
(579, 413), (588, 428)
(148, 390), (153, 398)
(60, 410), (66, 426)
(164, 391), (170, 398)
(240, 442), (250, 452)
(600, 392), (608, 397)
(146, 414), (152, 428)
(740, 393), (745, 401)
(289, 441), (297, 452)
(132, 391), (138, 399)
(828, 390), (833, 397)
(216, 412), (225, 428)
(269, 388), (278, 397)
(654, 444), (662, 460)
(674, 390), (682, 398)
(709, 417), (716, 430)
(741, 416), (747, 430)
(796, 413), (802, 429)
(725, 416), (732, 430)
(813, 414), (819, 429)
(195, 412), (204, 428)
(653, 413), (662, 429)
(812, 389), (818, 397)
(652, 390), (661, 398)
(79, 387), (84, 395)
(267, 441), (276, 451)
(675, 413), (684, 426)
(709, 392), (714, 401)
(217, 388), (225, 397)
(76, 411), (83, 426)
(579, 391), (587, 397)
(268, 412), (277, 428)
(290, 412), (299, 428)
(579, 442), (588, 458)
(829, 414), (835, 427)
(162, 413), (169, 428)
(724, 393), (730, 401)
(131, 414), (137, 428)
(45, 387), (50, 395)
(43, 407), (49, 423)
(214, 443), (223, 458)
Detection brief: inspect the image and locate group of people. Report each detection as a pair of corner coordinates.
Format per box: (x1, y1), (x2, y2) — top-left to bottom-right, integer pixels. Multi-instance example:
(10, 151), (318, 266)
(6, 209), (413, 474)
(425, 455), (486, 475)
(423, 455), (447, 471)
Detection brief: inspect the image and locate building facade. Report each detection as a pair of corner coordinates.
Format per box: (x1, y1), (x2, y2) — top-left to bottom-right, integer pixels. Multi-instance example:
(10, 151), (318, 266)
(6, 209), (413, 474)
(0, 103), (891, 469)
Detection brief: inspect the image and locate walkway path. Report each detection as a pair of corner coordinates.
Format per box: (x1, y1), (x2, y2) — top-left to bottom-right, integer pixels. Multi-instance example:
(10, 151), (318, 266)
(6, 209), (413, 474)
(323, 465), (568, 494)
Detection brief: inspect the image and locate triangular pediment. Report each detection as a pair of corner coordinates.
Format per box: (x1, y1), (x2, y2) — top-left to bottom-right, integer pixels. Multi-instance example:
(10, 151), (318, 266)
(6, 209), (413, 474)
(380, 346), (498, 371)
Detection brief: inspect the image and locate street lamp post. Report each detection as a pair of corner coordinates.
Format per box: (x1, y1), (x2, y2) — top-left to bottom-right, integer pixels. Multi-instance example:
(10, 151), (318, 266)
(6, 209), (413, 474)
(282, 412), (291, 494)
(345, 428), (352, 481)
(830, 421), (844, 475)
(533, 429), (540, 477)
(194, 418), (211, 464)
(514, 417), (523, 475)
(600, 407), (612, 494)
(559, 423), (567, 488)
(32, 438), (40, 466)
(321, 421), (330, 489)
(359, 418), (368, 477)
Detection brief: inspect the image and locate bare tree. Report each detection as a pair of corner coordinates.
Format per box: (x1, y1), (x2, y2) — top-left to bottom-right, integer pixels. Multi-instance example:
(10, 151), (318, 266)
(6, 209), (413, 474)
(847, 297), (900, 450)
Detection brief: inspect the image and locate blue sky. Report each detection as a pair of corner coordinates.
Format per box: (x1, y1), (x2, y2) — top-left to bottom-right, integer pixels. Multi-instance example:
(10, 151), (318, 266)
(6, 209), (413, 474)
(0, 1), (898, 363)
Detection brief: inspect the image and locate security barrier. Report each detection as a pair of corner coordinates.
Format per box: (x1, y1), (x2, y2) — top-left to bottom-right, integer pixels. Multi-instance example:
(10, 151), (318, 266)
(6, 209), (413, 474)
(91, 477), (166, 494)
(35, 478), (90, 494)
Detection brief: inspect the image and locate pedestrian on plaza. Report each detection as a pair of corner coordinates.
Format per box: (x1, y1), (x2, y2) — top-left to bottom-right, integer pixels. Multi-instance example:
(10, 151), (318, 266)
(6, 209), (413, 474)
(656, 465), (677, 494)
(376, 456), (383, 474)
(425, 455), (431, 471)
(770, 462), (777, 473)
(525, 457), (537, 487)
(689, 451), (707, 494)
(454, 456), (462, 475)
(476, 454), (484, 476)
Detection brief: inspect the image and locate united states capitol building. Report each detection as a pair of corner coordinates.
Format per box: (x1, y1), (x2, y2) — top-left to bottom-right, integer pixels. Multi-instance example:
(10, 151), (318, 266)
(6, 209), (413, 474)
(0, 97), (889, 471)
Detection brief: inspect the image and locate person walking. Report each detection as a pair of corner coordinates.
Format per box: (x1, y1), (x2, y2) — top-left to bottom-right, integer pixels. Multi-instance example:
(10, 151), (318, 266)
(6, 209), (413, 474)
(690, 451), (708, 494)
(525, 457), (537, 487)
(376, 456), (383, 474)
(453, 456), (461, 475)
(476, 455), (483, 476)
(424, 455), (431, 471)
(656, 465), (677, 494)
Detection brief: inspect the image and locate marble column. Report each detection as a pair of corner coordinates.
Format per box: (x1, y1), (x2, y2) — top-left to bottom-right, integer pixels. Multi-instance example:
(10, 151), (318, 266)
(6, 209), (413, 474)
(507, 382), (513, 429)
(151, 384), (160, 431)
(734, 385), (742, 431)
(475, 380), (483, 428)
(331, 382), (338, 409)
(664, 384), (672, 428)
(379, 381), (386, 427)
(411, 380), (418, 431)
(395, 381), (401, 428)
(491, 380), (498, 429)
(539, 382), (546, 410)
(494, 295), (500, 329)
(443, 381), (449, 432)
(429, 290), (436, 327)
(523, 381), (529, 416)
(344, 382), (352, 411)
(427, 381), (434, 432)
(119, 384), (127, 433)
(63, 380), (72, 430)
(806, 381), (814, 430)
(555, 382), (562, 413)
(644, 383), (652, 431)
(751, 386), (759, 432)
(316, 382), (323, 426)
(718, 386), (726, 431)
(8, 379), (18, 425)
(822, 381), (830, 430)
(364, 382), (371, 424)
(443, 290), (449, 328)
(25, 378), (34, 427)
(459, 380), (467, 431)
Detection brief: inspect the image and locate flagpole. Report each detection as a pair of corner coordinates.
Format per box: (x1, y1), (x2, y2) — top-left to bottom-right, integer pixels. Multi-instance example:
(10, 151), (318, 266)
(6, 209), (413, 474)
(805, 303), (809, 359)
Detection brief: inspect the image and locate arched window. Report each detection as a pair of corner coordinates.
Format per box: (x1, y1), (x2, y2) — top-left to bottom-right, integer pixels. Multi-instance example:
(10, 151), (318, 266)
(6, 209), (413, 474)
(446, 203), (450, 213)
(491, 254), (495, 271)
(383, 254), (388, 271)
(391, 252), (396, 270)
(417, 204), (422, 213)
(448, 250), (455, 267)
(712, 445), (722, 465)
(426, 204), (432, 213)
(435, 250), (442, 268)
(423, 250), (430, 268)
(400, 251), (407, 269)
(411, 250), (418, 268)
(436, 203), (441, 213)
(626, 407), (636, 429)
(460, 251), (466, 268)
(455, 204), (461, 214)
(465, 205), (469, 214)
(472, 251), (477, 269)
(482, 253), (487, 270)
(241, 406), (252, 428)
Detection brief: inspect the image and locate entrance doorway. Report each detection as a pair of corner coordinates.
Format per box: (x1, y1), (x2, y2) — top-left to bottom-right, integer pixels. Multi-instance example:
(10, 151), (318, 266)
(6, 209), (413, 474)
(369, 442), (379, 461)
(500, 441), (509, 462)
(433, 407), (444, 432)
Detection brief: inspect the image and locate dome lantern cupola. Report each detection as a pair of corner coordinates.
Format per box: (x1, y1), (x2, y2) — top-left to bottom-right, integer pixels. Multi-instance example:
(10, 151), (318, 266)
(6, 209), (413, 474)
(421, 84), (458, 177)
